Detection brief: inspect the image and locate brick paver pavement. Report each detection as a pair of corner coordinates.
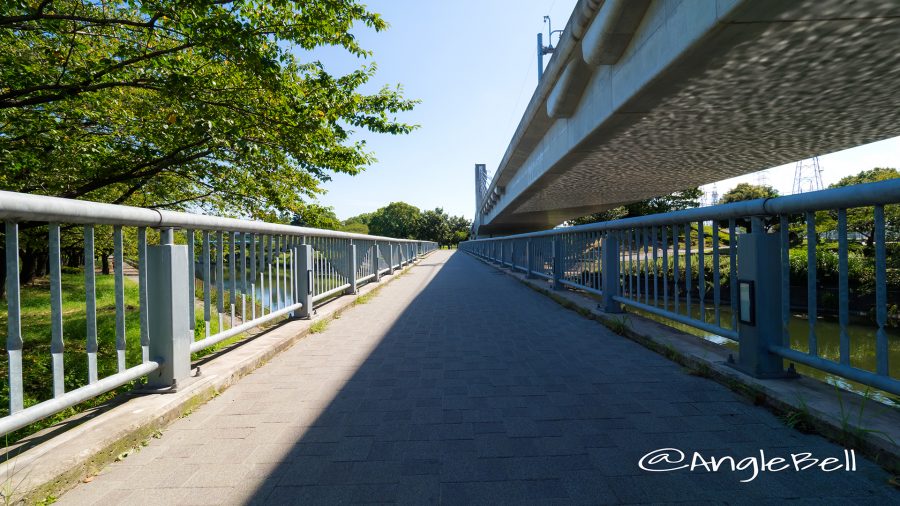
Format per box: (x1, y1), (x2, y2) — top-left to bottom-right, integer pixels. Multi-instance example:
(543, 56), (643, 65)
(58, 250), (896, 505)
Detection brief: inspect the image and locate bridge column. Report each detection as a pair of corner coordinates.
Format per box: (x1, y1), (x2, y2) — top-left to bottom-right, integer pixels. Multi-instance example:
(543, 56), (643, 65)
(146, 228), (190, 389)
(346, 242), (357, 295)
(552, 237), (562, 290)
(296, 243), (313, 319)
(735, 222), (786, 377)
(602, 232), (623, 313)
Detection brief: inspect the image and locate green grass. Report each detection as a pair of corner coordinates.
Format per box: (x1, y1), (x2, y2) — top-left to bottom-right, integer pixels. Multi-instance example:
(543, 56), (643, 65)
(0, 272), (145, 441)
(0, 270), (265, 443)
(309, 318), (330, 334)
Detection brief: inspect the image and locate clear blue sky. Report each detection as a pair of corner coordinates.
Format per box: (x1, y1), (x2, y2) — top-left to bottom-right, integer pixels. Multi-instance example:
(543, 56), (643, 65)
(308, 0), (899, 221)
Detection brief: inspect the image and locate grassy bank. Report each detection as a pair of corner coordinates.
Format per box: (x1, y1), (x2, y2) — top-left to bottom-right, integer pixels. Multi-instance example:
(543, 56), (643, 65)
(0, 270), (260, 444)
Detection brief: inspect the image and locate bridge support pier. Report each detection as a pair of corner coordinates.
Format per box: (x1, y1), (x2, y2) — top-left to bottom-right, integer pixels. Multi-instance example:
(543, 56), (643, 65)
(147, 228), (191, 389)
(735, 226), (786, 378)
(601, 232), (622, 313)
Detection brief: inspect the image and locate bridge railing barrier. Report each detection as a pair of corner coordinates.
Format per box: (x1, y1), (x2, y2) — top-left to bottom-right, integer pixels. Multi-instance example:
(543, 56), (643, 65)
(0, 190), (436, 436)
(461, 179), (900, 397)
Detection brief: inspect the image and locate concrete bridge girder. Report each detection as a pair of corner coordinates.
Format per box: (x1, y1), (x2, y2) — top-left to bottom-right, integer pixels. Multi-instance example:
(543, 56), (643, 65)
(478, 0), (900, 235)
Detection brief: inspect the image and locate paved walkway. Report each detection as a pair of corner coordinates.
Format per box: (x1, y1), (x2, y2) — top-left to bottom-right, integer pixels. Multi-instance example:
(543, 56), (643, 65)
(59, 251), (895, 505)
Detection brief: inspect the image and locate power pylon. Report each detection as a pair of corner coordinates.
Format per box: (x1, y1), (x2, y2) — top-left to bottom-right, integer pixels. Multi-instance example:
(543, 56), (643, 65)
(792, 156), (824, 194)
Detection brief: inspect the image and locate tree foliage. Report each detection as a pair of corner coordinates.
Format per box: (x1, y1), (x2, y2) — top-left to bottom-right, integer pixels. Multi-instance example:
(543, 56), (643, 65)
(291, 204), (340, 230)
(819, 167), (900, 247)
(718, 182), (781, 232)
(569, 188), (702, 226)
(719, 183), (780, 204)
(418, 208), (450, 244)
(359, 203), (469, 245)
(0, 0), (418, 218)
(367, 202), (422, 239)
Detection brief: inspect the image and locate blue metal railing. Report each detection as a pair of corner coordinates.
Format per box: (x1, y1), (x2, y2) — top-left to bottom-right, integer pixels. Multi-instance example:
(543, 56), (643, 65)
(461, 179), (900, 397)
(0, 191), (437, 436)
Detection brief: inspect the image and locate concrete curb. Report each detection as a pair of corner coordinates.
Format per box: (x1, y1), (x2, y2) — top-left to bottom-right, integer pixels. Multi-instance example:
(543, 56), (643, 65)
(468, 254), (900, 475)
(0, 255), (431, 504)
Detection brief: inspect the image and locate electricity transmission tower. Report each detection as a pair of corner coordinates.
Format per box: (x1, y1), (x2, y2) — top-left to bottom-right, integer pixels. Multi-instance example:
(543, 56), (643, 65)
(792, 156), (825, 194)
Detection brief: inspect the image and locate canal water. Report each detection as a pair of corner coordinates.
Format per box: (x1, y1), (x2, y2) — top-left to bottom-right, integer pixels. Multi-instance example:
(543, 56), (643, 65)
(628, 304), (900, 407)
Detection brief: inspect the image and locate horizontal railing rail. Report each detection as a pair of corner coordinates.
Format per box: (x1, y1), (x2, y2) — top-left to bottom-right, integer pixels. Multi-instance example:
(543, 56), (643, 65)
(461, 178), (900, 398)
(0, 191), (436, 436)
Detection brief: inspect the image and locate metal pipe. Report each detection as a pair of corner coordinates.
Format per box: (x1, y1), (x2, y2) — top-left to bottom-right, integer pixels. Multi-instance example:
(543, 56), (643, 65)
(770, 345), (898, 396)
(311, 283), (354, 304)
(614, 296), (739, 342)
(0, 361), (160, 436)
(0, 190), (425, 243)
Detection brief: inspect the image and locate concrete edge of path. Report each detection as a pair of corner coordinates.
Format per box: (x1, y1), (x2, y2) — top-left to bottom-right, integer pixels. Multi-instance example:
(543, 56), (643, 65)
(465, 253), (900, 476)
(0, 254), (434, 505)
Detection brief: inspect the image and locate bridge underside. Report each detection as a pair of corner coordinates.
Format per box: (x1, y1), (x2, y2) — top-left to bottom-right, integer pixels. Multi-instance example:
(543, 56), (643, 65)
(481, 0), (900, 235)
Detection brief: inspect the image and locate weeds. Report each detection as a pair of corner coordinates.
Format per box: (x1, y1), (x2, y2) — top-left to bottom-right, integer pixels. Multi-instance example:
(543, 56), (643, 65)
(782, 395), (815, 433)
(606, 314), (631, 334)
(836, 386), (896, 446)
(309, 318), (331, 334)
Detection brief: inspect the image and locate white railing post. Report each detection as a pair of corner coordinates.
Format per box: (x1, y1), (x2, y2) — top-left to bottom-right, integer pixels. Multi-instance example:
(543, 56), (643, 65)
(389, 243), (395, 274)
(297, 243), (313, 318)
(347, 242), (358, 295)
(552, 236), (562, 290)
(601, 232), (622, 313)
(373, 241), (381, 282)
(146, 228), (191, 389)
(526, 239), (534, 278)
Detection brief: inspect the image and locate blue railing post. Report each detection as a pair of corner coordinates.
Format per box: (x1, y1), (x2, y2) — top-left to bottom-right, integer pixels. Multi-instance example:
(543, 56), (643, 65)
(526, 239), (534, 278)
(602, 231), (623, 313)
(146, 228), (190, 389)
(735, 225), (785, 377)
(552, 236), (562, 290)
(297, 243), (313, 318)
(386, 242), (393, 274)
(373, 241), (382, 282)
(346, 242), (358, 295)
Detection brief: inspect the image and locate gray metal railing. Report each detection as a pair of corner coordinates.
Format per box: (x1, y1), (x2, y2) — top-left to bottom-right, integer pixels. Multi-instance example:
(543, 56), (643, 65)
(461, 179), (900, 397)
(0, 191), (436, 436)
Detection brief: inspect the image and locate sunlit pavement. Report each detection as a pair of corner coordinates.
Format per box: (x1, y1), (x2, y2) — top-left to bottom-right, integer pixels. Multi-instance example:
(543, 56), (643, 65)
(57, 250), (895, 505)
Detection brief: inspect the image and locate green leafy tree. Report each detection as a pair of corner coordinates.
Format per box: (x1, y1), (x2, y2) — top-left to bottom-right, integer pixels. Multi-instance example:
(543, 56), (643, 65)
(291, 204), (340, 230)
(368, 202), (421, 239)
(820, 168), (900, 248)
(341, 212), (373, 234)
(0, 0), (417, 217)
(447, 215), (471, 247)
(719, 183), (781, 232)
(340, 221), (369, 235)
(418, 208), (450, 245)
(569, 188), (702, 226)
(719, 183), (779, 204)
(0, 0), (418, 289)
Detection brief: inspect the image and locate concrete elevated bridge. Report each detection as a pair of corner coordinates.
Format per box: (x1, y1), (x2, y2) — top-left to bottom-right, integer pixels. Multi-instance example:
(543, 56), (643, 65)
(475, 0), (900, 235)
